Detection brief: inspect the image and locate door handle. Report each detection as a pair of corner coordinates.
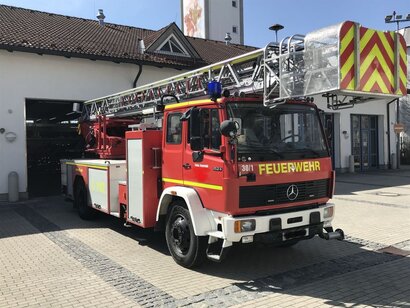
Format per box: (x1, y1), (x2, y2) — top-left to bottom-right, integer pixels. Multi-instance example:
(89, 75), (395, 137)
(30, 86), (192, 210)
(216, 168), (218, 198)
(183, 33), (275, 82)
(183, 163), (191, 169)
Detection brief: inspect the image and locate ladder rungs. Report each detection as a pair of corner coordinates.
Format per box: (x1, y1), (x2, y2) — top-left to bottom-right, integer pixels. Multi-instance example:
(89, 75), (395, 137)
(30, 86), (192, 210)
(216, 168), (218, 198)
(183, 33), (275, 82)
(82, 47), (278, 119)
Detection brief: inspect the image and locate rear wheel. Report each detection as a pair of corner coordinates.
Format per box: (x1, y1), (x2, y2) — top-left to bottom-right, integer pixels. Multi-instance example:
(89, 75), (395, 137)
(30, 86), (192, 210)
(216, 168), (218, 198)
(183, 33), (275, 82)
(75, 180), (95, 220)
(165, 203), (207, 268)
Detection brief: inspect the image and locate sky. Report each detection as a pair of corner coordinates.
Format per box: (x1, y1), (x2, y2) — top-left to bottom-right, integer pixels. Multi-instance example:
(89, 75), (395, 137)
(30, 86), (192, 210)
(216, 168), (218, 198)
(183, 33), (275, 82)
(0, 0), (409, 47)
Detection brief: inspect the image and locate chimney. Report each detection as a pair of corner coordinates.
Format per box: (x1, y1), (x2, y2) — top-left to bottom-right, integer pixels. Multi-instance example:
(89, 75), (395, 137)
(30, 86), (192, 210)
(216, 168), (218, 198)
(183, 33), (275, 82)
(137, 39), (145, 54)
(224, 32), (232, 45)
(96, 9), (105, 26)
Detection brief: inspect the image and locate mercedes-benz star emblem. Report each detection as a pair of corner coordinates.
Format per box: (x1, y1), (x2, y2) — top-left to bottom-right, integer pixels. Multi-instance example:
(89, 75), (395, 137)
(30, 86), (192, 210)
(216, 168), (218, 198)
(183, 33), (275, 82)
(286, 184), (299, 201)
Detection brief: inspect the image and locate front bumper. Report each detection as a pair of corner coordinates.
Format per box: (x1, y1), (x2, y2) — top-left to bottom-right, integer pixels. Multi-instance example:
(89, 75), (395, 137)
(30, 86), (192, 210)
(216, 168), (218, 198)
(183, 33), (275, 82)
(218, 203), (334, 243)
(205, 203), (340, 262)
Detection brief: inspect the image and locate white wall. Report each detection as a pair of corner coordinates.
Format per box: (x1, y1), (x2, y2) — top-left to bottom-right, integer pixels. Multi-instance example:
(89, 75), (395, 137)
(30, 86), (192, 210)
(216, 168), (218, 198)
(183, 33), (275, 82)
(208, 0), (243, 44)
(0, 50), (184, 197)
(314, 95), (398, 171)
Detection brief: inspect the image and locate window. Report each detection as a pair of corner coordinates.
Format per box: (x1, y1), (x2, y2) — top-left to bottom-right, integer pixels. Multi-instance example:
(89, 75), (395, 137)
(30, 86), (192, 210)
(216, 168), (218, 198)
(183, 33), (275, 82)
(232, 26), (237, 33)
(166, 113), (182, 144)
(210, 109), (221, 150)
(187, 108), (221, 150)
(232, 0), (237, 7)
(157, 35), (189, 57)
(202, 109), (221, 150)
(227, 102), (328, 161)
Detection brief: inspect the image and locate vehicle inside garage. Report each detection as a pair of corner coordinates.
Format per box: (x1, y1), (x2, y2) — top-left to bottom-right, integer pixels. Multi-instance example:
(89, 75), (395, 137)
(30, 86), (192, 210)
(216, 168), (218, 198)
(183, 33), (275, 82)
(26, 99), (84, 197)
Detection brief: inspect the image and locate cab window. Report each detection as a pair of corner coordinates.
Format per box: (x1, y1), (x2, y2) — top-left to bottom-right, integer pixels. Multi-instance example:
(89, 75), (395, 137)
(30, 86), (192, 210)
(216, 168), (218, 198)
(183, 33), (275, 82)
(204, 109), (221, 150)
(201, 109), (221, 150)
(166, 113), (182, 144)
(187, 108), (221, 150)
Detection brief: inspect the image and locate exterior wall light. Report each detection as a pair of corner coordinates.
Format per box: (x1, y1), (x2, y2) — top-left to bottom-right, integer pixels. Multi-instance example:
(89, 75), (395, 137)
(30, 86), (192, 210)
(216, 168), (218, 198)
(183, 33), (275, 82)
(342, 130), (349, 139)
(5, 132), (17, 142)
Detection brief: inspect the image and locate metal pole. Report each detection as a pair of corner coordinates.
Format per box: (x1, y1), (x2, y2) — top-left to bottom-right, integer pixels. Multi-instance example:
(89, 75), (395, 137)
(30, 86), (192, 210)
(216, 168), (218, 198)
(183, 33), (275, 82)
(397, 99), (401, 168)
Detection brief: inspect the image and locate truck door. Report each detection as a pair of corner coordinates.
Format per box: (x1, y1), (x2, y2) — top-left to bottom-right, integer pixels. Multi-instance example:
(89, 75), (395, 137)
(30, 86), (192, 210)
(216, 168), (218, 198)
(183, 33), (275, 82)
(162, 112), (184, 187)
(183, 108), (225, 212)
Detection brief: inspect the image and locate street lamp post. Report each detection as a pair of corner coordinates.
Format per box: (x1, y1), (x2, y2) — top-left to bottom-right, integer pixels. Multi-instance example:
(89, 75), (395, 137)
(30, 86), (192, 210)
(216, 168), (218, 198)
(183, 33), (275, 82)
(385, 11), (409, 169)
(269, 24), (284, 43)
(385, 11), (410, 30)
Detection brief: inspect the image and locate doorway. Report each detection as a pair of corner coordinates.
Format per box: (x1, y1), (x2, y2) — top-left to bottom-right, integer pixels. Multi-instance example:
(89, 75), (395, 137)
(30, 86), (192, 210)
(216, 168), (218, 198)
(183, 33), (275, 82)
(26, 99), (83, 197)
(351, 114), (379, 171)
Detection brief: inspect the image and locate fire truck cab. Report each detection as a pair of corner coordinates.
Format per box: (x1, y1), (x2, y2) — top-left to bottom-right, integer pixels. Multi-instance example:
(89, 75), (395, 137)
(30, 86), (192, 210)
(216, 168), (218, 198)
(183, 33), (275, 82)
(154, 95), (339, 267)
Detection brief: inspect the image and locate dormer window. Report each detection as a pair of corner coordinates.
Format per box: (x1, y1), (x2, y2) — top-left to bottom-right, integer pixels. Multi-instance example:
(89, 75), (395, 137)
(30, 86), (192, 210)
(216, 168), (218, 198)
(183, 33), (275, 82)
(156, 34), (189, 57)
(146, 23), (199, 59)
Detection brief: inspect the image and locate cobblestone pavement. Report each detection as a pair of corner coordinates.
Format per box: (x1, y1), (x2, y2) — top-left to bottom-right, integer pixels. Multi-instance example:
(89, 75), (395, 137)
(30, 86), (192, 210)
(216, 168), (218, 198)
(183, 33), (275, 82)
(0, 169), (409, 307)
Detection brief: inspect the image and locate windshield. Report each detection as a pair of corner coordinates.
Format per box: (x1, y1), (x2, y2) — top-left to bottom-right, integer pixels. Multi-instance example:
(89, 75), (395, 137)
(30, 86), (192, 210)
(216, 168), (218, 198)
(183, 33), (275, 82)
(227, 102), (329, 161)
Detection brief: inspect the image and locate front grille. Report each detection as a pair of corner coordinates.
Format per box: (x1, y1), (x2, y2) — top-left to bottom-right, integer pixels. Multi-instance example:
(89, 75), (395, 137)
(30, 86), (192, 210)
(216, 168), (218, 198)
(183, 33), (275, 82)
(239, 179), (329, 208)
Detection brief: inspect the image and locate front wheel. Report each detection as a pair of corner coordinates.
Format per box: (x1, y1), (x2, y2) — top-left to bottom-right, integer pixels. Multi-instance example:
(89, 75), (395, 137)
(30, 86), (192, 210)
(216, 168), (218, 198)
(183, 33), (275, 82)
(165, 204), (207, 268)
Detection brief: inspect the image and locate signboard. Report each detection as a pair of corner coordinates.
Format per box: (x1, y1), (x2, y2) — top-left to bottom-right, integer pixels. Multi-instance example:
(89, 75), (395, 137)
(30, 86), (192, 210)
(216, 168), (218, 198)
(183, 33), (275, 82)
(393, 123), (405, 134)
(182, 0), (206, 38)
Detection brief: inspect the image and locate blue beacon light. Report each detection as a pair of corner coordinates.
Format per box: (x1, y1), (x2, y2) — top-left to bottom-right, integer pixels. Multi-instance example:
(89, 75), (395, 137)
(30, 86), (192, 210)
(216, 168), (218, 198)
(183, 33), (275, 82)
(207, 81), (222, 101)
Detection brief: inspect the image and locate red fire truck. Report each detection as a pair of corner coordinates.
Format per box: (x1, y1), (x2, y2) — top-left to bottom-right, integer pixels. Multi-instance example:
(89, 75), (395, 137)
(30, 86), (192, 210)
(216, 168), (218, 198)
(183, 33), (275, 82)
(61, 21), (407, 268)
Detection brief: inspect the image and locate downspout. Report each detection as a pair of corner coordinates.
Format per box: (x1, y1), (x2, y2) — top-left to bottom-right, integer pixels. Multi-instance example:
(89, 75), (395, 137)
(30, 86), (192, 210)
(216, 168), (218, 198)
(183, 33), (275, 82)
(387, 98), (398, 168)
(133, 64), (143, 88)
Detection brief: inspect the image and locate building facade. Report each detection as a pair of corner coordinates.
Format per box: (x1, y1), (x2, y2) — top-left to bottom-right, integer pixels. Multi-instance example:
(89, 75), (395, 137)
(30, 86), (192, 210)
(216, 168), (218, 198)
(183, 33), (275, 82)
(0, 5), (254, 200)
(181, 0), (244, 44)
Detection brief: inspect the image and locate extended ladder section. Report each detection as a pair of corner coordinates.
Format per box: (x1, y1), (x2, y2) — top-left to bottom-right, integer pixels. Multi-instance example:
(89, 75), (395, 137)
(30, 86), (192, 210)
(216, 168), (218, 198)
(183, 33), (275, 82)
(83, 21), (407, 120)
(83, 45), (281, 120)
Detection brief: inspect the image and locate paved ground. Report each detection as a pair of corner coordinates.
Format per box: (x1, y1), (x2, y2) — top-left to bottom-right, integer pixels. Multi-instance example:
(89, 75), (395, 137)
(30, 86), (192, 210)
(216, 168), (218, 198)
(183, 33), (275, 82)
(0, 169), (409, 307)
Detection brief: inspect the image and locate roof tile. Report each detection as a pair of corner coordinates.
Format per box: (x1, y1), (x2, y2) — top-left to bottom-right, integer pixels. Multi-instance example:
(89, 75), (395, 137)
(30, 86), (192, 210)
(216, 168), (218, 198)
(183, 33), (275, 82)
(0, 5), (257, 68)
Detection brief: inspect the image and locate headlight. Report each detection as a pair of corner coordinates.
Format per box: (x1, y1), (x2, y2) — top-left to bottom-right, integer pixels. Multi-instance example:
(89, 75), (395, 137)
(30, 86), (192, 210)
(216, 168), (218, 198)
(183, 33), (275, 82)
(323, 206), (334, 219)
(234, 219), (256, 233)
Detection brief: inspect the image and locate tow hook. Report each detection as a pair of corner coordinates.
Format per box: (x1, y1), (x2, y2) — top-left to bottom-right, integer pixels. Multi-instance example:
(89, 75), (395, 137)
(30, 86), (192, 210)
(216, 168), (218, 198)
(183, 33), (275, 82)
(320, 228), (345, 241)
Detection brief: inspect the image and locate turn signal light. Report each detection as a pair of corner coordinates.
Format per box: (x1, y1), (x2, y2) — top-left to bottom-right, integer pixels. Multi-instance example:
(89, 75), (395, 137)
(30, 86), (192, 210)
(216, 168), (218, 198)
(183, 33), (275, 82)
(234, 219), (256, 233)
(323, 206), (334, 219)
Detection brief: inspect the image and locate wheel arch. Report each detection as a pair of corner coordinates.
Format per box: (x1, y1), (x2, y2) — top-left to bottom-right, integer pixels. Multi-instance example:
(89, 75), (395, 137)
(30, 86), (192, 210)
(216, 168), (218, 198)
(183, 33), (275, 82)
(156, 186), (215, 236)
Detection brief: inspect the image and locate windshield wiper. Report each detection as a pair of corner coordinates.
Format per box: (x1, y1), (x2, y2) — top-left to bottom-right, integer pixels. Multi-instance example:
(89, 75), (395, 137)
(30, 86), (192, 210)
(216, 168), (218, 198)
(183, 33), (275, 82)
(300, 148), (323, 158)
(238, 145), (284, 159)
(264, 148), (284, 158)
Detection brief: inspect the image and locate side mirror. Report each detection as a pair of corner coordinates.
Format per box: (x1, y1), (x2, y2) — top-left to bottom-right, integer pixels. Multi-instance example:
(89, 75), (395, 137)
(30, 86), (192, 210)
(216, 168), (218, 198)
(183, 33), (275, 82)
(220, 120), (238, 137)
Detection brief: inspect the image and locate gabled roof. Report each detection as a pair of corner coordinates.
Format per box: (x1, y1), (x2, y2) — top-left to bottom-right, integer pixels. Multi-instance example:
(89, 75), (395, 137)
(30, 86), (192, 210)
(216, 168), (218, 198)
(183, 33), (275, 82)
(0, 5), (257, 69)
(145, 22), (201, 60)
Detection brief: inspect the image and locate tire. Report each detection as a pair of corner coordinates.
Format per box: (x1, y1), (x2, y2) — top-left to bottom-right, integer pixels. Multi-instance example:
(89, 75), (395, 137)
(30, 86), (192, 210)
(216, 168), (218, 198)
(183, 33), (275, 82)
(75, 180), (95, 220)
(165, 203), (207, 268)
